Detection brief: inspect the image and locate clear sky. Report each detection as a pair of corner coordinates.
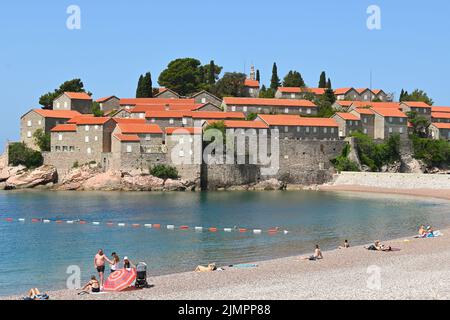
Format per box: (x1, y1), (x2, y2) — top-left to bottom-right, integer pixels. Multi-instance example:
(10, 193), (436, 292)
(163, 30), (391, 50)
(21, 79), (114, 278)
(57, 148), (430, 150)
(1, 0), (449, 145)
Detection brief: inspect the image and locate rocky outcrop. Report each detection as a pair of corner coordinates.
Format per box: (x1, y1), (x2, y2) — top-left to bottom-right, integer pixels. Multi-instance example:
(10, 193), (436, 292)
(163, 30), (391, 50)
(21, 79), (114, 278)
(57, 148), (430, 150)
(82, 171), (123, 191)
(400, 154), (425, 173)
(121, 174), (164, 191)
(251, 178), (285, 191)
(5, 165), (57, 189)
(0, 165), (27, 182)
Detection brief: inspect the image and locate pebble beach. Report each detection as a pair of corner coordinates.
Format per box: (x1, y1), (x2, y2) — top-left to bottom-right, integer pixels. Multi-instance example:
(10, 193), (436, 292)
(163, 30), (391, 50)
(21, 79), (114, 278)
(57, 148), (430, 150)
(4, 224), (450, 300)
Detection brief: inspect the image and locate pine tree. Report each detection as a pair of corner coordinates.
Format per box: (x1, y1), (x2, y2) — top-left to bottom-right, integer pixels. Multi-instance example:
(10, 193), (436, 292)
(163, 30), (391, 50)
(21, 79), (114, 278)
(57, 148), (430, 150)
(143, 72), (153, 98)
(270, 62), (280, 91)
(399, 89), (405, 101)
(208, 60), (216, 85)
(326, 78), (332, 89)
(282, 70), (305, 87)
(318, 71), (327, 88)
(136, 75), (144, 98)
(256, 69), (260, 83)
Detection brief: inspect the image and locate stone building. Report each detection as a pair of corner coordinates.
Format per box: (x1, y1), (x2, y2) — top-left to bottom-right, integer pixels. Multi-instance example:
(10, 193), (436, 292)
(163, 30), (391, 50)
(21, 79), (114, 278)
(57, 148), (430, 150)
(372, 89), (389, 101)
(53, 92), (93, 114)
(400, 101), (432, 120)
(355, 88), (376, 102)
(145, 111), (191, 129)
(222, 97), (317, 116)
(191, 102), (222, 112)
(429, 123), (450, 140)
(190, 90), (222, 106)
(431, 112), (450, 123)
(332, 112), (362, 138)
(275, 87), (325, 99)
(20, 109), (82, 150)
(154, 88), (180, 99)
(96, 96), (120, 114)
(371, 107), (408, 140)
(243, 79), (260, 98)
(191, 111), (246, 127)
(334, 88), (360, 101)
(350, 108), (375, 138)
(257, 114), (339, 140)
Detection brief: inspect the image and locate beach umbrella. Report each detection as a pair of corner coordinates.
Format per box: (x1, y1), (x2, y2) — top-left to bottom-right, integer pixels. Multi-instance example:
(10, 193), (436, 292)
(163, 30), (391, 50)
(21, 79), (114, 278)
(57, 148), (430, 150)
(103, 268), (137, 292)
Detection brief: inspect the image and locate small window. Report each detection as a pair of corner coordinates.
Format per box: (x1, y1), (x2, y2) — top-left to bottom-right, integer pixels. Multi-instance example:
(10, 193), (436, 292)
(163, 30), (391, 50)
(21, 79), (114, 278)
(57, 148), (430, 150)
(284, 126), (289, 133)
(87, 147), (92, 154)
(323, 127), (327, 133)
(38, 120), (42, 125)
(364, 118), (367, 123)
(389, 117), (393, 123)
(313, 127), (317, 133)
(27, 120), (32, 127)
(243, 106), (248, 112)
(58, 134), (63, 141)
(145, 135), (150, 141)
(151, 118), (155, 123)
(399, 127), (404, 134)
(63, 146), (68, 152)
(126, 145), (132, 153)
(399, 118), (404, 123)
(64, 102), (68, 108)
(389, 127), (393, 133)
(56, 102), (60, 109)
(291, 93), (295, 99)
(94, 136), (98, 141)
(306, 127), (310, 133)
(27, 131), (32, 138)
(306, 108), (311, 114)
(285, 108), (289, 114)
(182, 118), (187, 125)
(331, 128), (335, 133)
(201, 98), (206, 103)
(169, 118), (174, 124)
(85, 136), (89, 143)
(296, 127), (300, 132)
(363, 128), (368, 134)
(95, 125), (99, 130)
(231, 106), (236, 112)
(179, 138), (184, 144)
(139, 113), (144, 119)
(179, 150), (185, 157)
(85, 125), (89, 131)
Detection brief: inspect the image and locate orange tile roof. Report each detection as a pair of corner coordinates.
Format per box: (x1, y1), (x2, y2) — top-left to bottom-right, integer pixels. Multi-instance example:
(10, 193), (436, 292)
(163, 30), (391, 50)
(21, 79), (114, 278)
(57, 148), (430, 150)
(371, 107), (407, 118)
(114, 134), (141, 142)
(355, 88), (370, 94)
(334, 101), (355, 107)
(354, 108), (375, 115)
(50, 124), (77, 132)
(120, 98), (195, 105)
(72, 117), (112, 125)
(222, 120), (269, 129)
(32, 109), (82, 119)
(334, 88), (354, 95)
(335, 112), (360, 121)
(165, 127), (202, 135)
(352, 101), (401, 109)
(432, 122), (450, 129)
(372, 89), (384, 95)
(130, 104), (199, 113)
(145, 111), (191, 118)
(258, 114), (338, 127)
(96, 96), (117, 103)
(244, 79), (260, 88)
(64, 92), (92, 100)
(223, 97), (316, 107)
(277, 87), (326, 95)
(401, 101), (431, 108)
(117, 123), (163, 134)
(431, 106), (450, 113)
(112, 118), (147, 124)
(432, 112), (450, 119)
(191, 111), (245, 119)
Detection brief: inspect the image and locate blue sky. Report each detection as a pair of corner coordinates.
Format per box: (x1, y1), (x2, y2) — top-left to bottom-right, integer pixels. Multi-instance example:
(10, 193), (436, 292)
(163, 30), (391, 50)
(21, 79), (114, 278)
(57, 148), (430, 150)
(0, 0), (449, 145)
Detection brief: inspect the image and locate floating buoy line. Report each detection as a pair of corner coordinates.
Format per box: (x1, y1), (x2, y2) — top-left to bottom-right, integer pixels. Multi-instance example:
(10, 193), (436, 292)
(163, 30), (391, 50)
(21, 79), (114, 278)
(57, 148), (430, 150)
(2, 217), (289, 236)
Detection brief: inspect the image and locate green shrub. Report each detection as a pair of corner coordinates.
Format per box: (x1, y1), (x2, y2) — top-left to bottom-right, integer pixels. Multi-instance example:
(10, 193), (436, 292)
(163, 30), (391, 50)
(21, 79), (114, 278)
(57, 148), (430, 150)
(411, 135), (450, 167)
(150, 164), (179, 180)
(72, 161), (79, 168)
(331, 143), (360, 172)
(8, 142), (43, 168)
(33, 129), (50, 151)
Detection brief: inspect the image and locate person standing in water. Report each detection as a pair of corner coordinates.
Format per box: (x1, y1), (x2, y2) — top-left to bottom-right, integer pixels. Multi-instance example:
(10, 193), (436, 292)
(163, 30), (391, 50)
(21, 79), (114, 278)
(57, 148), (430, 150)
(94, 249), (112, 289)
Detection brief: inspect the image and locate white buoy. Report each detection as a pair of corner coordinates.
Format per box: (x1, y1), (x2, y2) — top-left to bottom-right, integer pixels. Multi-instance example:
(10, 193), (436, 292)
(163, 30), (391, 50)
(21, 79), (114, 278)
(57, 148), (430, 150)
(67, 220), (74, 224)
(224, 228), (232, 232)
(118, 223), (125, 227)
(253, 229), (262, 234)
(194, 226), (203, 232)
(18, 218), (25, 222)
(167, 225), (175, 230)
(144, 224), (152, 228)
(92, 222), (100, 225)
(283, 230), (289, 235)
(43, 220), (50, 223)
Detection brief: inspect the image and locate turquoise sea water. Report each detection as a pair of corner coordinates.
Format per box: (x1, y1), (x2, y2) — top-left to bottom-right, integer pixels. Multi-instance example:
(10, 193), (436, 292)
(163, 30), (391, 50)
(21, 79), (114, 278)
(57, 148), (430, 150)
(0, 190), (449, 297)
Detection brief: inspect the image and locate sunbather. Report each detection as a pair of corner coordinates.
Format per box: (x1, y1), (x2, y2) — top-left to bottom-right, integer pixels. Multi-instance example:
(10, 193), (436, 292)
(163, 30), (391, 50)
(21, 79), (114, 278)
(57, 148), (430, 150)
(195, 263), (217, 272)
(301, 245), (323, 261)
(338, 240), (350, 249)
(24, 288), (49, 300)
(418, 225), (426, 237)
(78, 276), (100, 294)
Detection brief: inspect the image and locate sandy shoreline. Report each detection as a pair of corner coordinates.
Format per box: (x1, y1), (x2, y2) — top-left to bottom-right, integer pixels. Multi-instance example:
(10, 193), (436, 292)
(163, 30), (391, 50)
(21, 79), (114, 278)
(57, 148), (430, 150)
(4, 224), (450, 300)
(318, 185), (450, 201)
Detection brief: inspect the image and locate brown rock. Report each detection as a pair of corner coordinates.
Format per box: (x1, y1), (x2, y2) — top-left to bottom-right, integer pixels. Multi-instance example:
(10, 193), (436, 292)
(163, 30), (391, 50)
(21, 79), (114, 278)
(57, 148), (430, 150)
(82, 171), (122, 191)
(164, 179), (186, 191)
(5, 165), (57, 189)
(121, 174), (164, 191)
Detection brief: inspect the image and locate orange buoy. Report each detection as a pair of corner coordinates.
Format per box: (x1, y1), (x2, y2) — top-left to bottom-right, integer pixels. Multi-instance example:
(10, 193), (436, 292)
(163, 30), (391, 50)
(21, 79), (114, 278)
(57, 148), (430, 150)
(153, 224), (161, 229)
(79, 220), (87, 225)
(106, 222), (114, 226)
(268, 228), (278, 234)
(239, 228), (247, 233)
(5, 218), (13, 222)
(179, 226), (189, 230)
(55, 220), (63, 224)
(209, 227), (218, 232)
(31, 218), (40, 223)
(132, 224), (140, 228)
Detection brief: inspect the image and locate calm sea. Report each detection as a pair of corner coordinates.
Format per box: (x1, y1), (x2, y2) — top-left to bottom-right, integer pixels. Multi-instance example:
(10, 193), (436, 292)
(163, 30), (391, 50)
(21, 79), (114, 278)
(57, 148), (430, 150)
(0, 190), (449, 296)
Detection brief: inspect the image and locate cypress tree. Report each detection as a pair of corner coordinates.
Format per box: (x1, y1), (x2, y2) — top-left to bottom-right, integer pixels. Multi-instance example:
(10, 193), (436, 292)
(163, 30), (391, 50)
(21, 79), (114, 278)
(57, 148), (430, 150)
(318, 71), (327, 88)
(326, 78), (332, 89)
(270, 62), (280, 91)
(208, 60), (216, 85)
(143, 72), (153, 98)
(256, 69), (260, 83)
(136, 75), (144, 98)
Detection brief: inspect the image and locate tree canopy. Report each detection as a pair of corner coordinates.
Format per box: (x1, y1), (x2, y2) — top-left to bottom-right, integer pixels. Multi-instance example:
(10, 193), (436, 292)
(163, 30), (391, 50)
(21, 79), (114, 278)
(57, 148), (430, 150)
(318, 71), (327, 88)
(400, 89), (434, 105)
(282, 70), (305, 87)
(213, 72), (246, 98)
(39, 79), (89, 109)
(136, 72), (153, 98)
(270, 62), (280, 91)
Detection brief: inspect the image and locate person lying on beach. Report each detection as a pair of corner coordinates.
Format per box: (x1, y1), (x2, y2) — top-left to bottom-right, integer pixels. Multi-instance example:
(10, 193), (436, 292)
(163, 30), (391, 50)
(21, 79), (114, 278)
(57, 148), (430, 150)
(365, 241), (392, 252)
(300, 245), (323, 261)
(78, 276), (100, 295)
(338, 240), (350, 249)
(195, 263), (217, 272)
(24, 288), (49, 300)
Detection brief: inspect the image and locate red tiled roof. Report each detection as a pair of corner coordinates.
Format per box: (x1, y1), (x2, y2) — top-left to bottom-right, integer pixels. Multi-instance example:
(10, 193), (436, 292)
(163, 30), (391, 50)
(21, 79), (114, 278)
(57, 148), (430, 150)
(114, 134), (141, 142)
(112, 118), (146, 124)
(372, 89), (384, 95)
(50, 124), (77, 132)
(352, 101), (401, 109)
(145, 111), (191, 118)
(64, 92), (92, 100)
(244, 79), (260, 88)
(165, 127), (202, 135)
(223, 97), (316, 107)
(401, 101), (431, 108)
(191, 111), (245, 119)
(117, 123), (163, 134)
(72, 117), (112, 125)
(431, 106), (450, 113)
(432, 112), (450, 119)
(32, 109), (81, 119)
(432, 122), (450, 129)
(277, 87), (326, 95)
(130, 104), (199, 113)
(335, 112), (360, 121)
(96, 96), (117, 103)
(354, 108), (375, 115)
(371, 107), (407, 118)
(258, 114), (338, 127)
(222, 120), (269, 129)
(120, 98), (195, 105)
(334, 88), (354, 95)
(355, 88), (370, 94)
(334, 101), (355, 107)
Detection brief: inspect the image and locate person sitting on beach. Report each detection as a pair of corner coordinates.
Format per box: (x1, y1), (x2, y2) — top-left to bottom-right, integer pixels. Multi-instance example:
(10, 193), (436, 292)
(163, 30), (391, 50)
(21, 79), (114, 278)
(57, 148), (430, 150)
(301, 245), (323, 261)
(110, 252), (120, 273)
(426, 226), (435, 237)
(338, 240), (350, 249)
(78, 276), (100, 295)
(123, 256), (135, 270)
(418, 225), (426, 237)
(195, 263), (217, 272)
